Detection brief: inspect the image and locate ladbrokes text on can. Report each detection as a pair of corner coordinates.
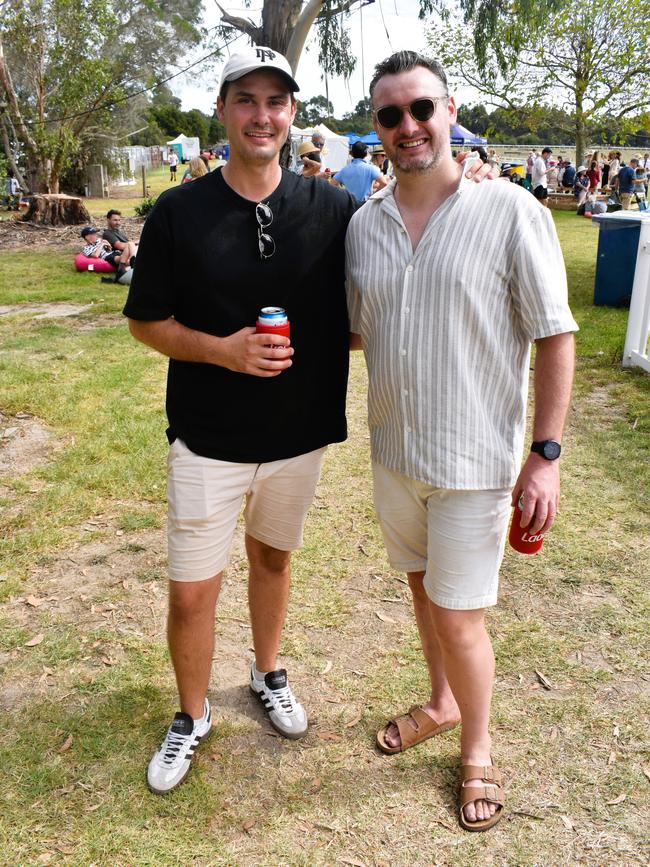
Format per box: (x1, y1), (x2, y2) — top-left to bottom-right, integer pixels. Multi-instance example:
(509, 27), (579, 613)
(508, 496), (544, 554)
(255, 306), (290, 340)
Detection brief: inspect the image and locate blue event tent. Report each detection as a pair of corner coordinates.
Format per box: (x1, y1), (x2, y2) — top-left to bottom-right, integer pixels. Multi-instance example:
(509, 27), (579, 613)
(346, 124), (487, 147)
(450, 123), (487, 146)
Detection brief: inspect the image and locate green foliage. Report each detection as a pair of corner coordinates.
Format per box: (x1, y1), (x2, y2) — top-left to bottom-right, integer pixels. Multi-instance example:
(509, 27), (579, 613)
(134, 196), (157, 217)
(208, 115), (226, 144)
(295, 95), (335, 127)
(429, 0), (650, 157)
(1, 0), (205, 191)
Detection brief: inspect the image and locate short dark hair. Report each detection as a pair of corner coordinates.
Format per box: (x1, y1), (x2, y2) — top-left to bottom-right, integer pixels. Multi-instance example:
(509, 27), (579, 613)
(369, 51), (448, 100)
(351, 141), (368, 159)
(106, 209), (121, 219)
(542, 147), (552, 155)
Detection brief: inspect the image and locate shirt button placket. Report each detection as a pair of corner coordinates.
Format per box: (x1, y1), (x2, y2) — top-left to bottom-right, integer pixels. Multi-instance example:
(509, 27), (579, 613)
(400, 263), (414, 457)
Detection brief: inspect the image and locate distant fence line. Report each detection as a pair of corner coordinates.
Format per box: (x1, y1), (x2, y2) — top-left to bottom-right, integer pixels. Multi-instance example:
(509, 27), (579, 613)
(481, 144), (649, 165)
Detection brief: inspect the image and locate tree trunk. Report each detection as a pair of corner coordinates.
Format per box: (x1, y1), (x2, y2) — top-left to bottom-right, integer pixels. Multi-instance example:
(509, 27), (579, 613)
(22, 194), (90, 226)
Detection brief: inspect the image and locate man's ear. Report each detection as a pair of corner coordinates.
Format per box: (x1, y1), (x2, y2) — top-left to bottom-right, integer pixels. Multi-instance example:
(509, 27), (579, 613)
(447, 95), (458, 127)
(216, 95), (225, 123)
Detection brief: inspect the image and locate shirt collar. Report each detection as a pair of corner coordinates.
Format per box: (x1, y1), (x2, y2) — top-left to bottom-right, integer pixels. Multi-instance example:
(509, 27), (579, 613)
(371, 152), (481, 209)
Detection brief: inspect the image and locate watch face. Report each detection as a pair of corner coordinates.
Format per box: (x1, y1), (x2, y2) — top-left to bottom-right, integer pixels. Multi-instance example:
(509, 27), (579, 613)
(543, 441), (561, 460)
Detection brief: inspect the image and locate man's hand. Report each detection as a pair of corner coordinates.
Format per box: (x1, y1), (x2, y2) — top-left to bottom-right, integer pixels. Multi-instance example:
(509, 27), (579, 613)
(455, 151), (499, 182)
(511, 453), (560, 535)
(219, 327), (293, 377)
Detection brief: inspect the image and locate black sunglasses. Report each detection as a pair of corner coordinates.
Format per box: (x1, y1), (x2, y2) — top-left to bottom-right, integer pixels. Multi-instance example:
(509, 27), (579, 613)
(374, 96), (447, 130)
(255, 202), (275, 260)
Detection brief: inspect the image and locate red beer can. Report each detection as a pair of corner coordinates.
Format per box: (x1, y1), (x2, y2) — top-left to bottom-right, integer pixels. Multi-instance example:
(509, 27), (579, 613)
(508, 496), (544, 554)
(255, 306), (290, 340)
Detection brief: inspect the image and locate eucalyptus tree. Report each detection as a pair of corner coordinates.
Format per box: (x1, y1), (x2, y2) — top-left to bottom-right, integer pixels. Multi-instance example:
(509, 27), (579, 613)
(0, 0), (204, 192)
(428, 0), (650, 160)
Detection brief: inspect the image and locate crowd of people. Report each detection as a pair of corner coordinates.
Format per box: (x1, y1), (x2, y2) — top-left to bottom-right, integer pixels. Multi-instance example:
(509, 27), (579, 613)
(519, 148), (650, 212)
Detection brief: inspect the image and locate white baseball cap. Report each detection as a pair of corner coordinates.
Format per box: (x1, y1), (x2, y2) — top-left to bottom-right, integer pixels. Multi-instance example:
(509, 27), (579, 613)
(219, 46), (299, 94)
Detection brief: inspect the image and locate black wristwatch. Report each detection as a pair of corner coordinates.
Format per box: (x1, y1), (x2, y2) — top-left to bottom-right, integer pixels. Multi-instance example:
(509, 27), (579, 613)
(531, 440), (562, 460)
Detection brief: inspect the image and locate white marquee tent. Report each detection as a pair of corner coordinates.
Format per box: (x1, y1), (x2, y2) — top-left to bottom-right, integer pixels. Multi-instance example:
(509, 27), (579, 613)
(291, 123), (350, 172)
(166, 134), (200, 161)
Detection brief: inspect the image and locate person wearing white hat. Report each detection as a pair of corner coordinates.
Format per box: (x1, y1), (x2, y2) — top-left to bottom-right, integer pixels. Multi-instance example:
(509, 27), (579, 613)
(125, 43), (493, 796)
(125, 45), (359, 793)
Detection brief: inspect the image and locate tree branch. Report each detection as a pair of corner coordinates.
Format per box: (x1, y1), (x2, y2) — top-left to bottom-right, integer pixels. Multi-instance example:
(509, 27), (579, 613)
(215, 2), (262, 41)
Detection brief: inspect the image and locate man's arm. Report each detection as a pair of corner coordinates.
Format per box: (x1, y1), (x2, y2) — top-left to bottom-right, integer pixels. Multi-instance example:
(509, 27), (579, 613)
(511, 331), (575, 535)
(127, 317), (293, 378)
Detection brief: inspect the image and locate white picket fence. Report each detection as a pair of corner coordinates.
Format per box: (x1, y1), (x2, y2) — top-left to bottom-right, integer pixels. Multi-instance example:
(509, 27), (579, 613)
(623, 218), (650, 373)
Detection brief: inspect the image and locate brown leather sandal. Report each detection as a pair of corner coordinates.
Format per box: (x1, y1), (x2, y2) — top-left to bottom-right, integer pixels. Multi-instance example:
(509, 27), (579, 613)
(375, 705), (461, 754)
(458, 764), (505, 832)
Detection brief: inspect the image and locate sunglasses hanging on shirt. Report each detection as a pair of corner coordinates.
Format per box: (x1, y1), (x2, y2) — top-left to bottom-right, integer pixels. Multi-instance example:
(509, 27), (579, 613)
(256, 201), (275, 260)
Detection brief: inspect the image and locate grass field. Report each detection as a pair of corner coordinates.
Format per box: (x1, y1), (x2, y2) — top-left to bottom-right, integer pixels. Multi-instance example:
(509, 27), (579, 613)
(0, 210), (648, 866)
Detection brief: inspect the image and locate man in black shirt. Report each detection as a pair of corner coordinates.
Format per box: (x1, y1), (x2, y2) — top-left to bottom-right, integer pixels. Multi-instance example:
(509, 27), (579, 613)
(124, 46), (357, 794)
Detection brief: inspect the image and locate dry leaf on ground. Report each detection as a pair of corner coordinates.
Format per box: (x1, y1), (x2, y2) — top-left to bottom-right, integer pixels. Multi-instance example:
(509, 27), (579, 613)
(321, 660), (333, 675)
(560, 815), (575, 830)
(375, 611), (396, 624)
(535, 670), (553, 689)
(317, 731), (343, 742)
(344, 714), (362, 728)
(242, 818), (256, 831)
(57, 734), (73, 753)
(25, 633), (44, 647)
(25, 595), (45, 607)
(606, 793), (627, 805)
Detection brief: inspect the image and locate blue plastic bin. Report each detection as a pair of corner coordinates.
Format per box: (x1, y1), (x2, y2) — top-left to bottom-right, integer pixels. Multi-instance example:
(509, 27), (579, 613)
(591, 211), (650, 307)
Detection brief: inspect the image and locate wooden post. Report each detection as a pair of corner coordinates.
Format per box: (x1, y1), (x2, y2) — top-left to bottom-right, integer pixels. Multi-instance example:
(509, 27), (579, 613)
(141, 164), (147, 198)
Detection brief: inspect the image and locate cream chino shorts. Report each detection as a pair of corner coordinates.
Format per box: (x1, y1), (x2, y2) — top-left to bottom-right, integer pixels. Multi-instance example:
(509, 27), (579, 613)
(372, 462), (511, 610)
(167, 438), (326, 582)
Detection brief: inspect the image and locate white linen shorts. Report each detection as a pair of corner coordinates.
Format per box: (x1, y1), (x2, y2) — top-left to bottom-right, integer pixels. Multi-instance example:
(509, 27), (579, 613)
(167, 438), (327, 582)
(372, 462), (511, 610)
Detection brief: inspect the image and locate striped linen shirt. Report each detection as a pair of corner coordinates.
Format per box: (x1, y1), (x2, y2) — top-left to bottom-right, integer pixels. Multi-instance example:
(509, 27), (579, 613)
(346, 173), (579, 490)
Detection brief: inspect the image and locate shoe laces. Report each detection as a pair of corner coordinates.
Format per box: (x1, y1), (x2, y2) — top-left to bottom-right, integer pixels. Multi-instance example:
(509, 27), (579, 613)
(159, 728), (193, 766)
(267, 683), (298, 714)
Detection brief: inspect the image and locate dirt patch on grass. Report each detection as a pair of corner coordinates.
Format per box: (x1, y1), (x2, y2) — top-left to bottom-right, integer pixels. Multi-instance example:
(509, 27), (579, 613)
(0, 216), (143, 252)
(0, 302), (93, 319)
(0, 412), (56, 480)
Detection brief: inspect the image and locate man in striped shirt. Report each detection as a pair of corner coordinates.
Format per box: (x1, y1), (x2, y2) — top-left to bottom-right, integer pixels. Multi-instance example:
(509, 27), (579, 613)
(346, 51), (578, 832)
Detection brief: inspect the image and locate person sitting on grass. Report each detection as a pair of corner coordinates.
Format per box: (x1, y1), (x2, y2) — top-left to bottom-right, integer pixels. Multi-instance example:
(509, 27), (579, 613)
(80, 226), (134, 274)
(103, 210), (139, 262)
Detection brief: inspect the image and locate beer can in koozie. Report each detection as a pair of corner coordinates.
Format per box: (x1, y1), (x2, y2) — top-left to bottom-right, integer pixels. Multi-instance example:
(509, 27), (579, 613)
(508, 496), (544, 554)
(255, 306), (290, 340)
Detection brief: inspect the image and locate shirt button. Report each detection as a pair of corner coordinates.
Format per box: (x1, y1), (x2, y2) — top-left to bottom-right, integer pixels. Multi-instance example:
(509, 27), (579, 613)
(400, 349), (407, 356)
(406, 265), (413, 272)
(403, 389), (409, 396)
(405, 426), (412, 433)
(403, 307), (410, 314)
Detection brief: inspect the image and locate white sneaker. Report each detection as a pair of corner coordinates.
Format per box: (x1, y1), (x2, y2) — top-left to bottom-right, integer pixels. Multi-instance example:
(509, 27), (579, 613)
(250, 662), (308, 740)
(147, 698), (212, 794)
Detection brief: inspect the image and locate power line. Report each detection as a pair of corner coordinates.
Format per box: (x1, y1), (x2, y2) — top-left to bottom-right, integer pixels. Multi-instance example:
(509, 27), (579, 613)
(20, 32), (244, 129)
(377, 0), (393, 49)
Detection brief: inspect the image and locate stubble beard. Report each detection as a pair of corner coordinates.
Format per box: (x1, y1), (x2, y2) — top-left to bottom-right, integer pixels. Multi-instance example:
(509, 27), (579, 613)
(391, 147), (443, 174)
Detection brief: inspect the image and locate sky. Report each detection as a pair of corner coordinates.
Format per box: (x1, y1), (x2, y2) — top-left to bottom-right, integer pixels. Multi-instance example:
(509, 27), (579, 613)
(174, 0), (478, 121)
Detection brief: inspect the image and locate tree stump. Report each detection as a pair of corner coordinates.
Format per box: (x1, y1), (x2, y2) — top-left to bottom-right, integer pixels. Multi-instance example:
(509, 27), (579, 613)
(22, 194), (91, 226)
